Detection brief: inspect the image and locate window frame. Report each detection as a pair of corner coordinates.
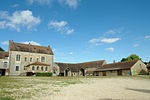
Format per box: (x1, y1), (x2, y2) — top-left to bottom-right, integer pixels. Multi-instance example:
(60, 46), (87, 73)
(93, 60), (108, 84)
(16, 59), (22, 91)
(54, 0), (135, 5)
(16, 54), (21, 61)
(16, 66), (19, 71)
(41, 57), (45, 62)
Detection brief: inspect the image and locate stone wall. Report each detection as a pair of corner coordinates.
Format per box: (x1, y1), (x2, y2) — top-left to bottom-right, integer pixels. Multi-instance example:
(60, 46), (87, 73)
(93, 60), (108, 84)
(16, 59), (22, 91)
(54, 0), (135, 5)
(122, 69), (130, 76)
(0, 58), (9, 69)
(9, 51), (53, 75)
(131, 60), (148, 75)
(95, 69), (131, 76)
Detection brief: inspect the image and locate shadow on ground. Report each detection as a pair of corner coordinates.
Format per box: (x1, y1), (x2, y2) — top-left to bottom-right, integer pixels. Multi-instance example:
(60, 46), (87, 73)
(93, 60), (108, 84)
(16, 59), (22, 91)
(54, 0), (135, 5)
(126, 88), (150, 94)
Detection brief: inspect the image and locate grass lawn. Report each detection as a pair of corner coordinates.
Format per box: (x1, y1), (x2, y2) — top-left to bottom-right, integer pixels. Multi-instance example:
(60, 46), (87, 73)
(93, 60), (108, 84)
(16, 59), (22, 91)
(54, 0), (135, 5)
(0, 75), (150, 100)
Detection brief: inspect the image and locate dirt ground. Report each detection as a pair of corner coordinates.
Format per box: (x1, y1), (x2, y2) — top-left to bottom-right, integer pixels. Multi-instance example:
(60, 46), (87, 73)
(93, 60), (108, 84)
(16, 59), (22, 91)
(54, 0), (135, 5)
(1, 76), (150, 100)
(37, 77), (150, 100)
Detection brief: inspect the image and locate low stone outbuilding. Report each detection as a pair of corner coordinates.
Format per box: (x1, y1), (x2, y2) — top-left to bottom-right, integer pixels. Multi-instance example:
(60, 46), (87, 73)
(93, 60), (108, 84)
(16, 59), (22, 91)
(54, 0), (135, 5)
(94, 60), (148, 76)
(0, 51), (9, 76)
(147, 63), (150, 75)
(55, 60), (106, 76)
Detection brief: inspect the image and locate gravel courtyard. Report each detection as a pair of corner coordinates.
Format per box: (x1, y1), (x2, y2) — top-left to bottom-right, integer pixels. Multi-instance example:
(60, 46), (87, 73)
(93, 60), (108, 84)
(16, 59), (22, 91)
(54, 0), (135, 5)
(0, 76), (150, 100)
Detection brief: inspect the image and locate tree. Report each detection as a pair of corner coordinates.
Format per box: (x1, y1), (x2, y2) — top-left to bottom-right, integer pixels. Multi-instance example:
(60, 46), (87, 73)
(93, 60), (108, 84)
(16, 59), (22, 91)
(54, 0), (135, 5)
(0, 47), (4, 51)
(121, 54), (141, 62)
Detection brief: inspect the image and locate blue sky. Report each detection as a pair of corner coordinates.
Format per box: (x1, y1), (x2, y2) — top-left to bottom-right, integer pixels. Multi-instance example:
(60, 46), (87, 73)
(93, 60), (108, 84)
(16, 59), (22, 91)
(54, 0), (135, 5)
(0, 0), (150, 63)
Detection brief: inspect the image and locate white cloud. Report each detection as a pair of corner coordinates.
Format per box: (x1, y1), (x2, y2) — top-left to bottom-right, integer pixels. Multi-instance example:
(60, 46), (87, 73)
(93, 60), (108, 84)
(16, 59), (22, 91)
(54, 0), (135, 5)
(104, 28), (123, 35)
(133, 44), (139, 47)
(22, 41), (40, 46)
(58, 0), (79, 9)
(66, 29), (74, 34)
(27, 0), (53, 5)
(105, 47), (114, 52)
(48, 20), (74, 34)
(27, 0), (80, 9)
(145, 36), (150, 40)
(69, 52), (73, 55)
(11, 4), (19, 8)
(89, 37), (121, 45)
(101, 38), (121, 43)
(0, 10), (40, 31)
(1, 41), (9, 45)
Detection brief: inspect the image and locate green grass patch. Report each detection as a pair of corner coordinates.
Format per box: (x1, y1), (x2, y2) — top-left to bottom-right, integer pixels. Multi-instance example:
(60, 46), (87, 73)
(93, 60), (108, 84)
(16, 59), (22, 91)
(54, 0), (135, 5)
(0, 97), (14, 100)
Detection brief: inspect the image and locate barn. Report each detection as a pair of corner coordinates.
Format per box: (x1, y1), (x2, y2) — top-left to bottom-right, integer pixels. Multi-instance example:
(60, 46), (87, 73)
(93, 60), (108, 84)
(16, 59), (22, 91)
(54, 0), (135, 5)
(94, 60), (148, 76)
(55, 60), (106, 76)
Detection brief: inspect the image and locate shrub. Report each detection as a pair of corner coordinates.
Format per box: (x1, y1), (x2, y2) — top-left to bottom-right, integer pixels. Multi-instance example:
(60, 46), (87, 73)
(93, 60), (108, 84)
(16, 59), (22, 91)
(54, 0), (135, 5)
(26, 72), (33, 76)
(0, 97), (14, 100)
(35, 72), (53, 76)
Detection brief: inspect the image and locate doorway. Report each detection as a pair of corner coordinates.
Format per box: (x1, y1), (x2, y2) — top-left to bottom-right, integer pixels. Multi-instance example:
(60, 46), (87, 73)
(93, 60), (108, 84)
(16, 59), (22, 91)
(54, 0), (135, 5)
(102, 71), (106, 76)
(117, 70), (122, 76)
(80, 68), (85, 76)
(65, 68), (70, 76)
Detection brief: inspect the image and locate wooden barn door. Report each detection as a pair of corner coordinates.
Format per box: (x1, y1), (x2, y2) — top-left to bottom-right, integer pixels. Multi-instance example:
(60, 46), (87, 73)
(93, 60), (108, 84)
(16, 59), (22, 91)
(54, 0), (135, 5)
(102, 71), (106, 76)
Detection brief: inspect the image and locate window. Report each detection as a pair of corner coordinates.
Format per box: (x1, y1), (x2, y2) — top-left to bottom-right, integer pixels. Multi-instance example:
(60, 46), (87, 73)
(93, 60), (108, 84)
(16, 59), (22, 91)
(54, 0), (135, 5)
(37, 58), (39, 62)
(16, 55), (21, 61)
(3, 62), (7, 68)
(30, 57), (32, 62)
(45, 66), (47, 71)
(41, 57), (45, 62)
(41, 66), (43, 71)
(32, 66), (35, 71)
(16, 66), (19, 71)
(37, 66), (39, 70)
(5, 56), (8, 59)
(24, 57), (27, 61)
(24, 67), (26, 70)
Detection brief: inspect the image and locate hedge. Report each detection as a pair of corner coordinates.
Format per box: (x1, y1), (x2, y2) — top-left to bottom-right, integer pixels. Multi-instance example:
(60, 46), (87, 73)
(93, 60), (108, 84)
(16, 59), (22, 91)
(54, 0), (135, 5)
(35, 72), (53, 76)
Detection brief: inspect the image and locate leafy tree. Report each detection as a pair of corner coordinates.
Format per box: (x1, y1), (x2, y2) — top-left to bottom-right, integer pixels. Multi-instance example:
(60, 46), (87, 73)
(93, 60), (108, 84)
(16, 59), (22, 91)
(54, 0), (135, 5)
(121, 54), (141, 62)
(0, 47), (4, 51)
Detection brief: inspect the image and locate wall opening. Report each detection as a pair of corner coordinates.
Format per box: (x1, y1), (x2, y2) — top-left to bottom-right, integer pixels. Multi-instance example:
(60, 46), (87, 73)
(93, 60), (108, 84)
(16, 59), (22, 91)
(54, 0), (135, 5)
(80, 68), (85, 76)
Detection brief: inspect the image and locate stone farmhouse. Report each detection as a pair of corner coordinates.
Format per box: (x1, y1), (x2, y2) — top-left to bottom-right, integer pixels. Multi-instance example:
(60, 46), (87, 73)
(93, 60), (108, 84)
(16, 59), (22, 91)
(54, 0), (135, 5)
(94, 60), (148, 76)
(8, 40), (54, 75)
(0, 40), (149, 76)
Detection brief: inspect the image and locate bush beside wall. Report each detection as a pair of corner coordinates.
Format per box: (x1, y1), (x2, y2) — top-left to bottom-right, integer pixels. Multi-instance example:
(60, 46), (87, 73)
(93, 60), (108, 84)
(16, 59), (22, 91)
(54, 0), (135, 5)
(35, 72), (53, 76)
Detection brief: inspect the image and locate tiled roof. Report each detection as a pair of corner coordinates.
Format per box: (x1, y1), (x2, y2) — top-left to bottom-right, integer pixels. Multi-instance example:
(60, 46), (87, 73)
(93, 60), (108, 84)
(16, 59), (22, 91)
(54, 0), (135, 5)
(95, 60), (139, 71)
(25, 62), (50, 67)
(0, 51), (9, 59)
(55, 60), (106, 73)
(9, 40), (53, 55)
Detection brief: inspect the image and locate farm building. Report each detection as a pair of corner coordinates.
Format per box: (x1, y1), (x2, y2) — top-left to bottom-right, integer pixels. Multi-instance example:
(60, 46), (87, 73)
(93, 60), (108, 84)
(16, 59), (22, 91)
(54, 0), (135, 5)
(55, 60), (106, 76)
(0, 51), (9, 76)
(8, 40), (54, 75)
(94, 60), (148, 76)
(147, 63), (150, 75)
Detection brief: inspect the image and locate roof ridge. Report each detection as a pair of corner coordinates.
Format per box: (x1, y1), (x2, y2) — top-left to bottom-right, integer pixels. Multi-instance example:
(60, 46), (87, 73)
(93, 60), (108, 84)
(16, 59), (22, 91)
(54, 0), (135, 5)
(103, 60), (139, 66)
(55, 60), (105, 65)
